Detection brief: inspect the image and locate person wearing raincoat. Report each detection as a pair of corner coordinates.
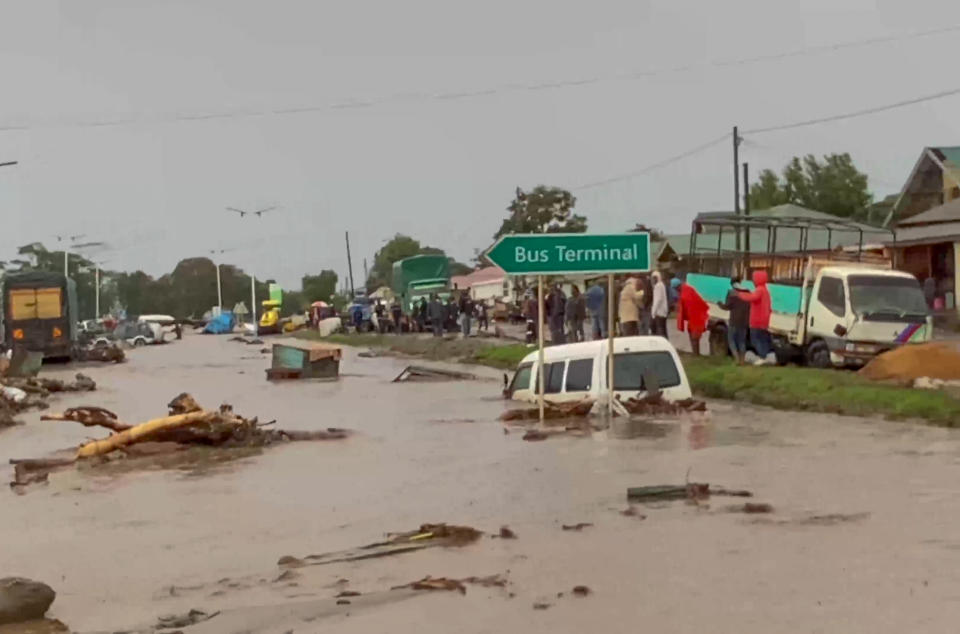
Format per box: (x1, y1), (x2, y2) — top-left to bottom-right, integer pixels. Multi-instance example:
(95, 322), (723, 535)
(676, 277), (709, 355)
(739, 270), (773, 364)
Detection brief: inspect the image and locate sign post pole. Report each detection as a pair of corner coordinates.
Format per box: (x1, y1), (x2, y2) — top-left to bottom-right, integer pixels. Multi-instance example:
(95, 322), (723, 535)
(607, 273), (615, 418)
(537, 274), (545, 423)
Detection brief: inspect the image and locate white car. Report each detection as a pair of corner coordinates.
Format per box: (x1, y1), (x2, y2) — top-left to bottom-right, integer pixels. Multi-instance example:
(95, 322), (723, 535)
(94, 321), (164, 348)
(506, 336), (692, 404)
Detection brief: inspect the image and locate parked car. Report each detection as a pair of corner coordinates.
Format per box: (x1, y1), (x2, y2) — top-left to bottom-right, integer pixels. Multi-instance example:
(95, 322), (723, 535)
(506, 337), (692, 404)
(94, 320), (163, 348)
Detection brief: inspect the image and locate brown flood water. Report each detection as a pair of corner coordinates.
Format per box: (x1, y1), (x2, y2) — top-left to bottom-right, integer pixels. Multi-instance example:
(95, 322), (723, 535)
(4, 333), (960, 632)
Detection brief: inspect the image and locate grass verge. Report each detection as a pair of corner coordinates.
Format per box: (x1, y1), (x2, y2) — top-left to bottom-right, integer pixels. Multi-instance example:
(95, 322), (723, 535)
(295, 331), (960, 426)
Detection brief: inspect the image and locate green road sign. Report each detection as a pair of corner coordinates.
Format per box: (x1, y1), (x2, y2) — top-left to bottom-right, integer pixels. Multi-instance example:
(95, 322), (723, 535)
(486, 233), (651, 275)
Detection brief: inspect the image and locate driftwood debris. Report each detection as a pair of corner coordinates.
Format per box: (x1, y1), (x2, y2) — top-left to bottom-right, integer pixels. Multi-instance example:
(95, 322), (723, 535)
(500, 399), (595, 422)
(281, 523), (483, 569)
(392, 365), (476, 383)
(626, 483), (753, 503)
(10, 393), (353, 487)
(620, 393), (708, 416)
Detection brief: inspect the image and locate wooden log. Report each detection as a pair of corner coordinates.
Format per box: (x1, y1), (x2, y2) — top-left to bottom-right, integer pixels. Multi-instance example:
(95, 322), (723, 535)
(76, 411), (218, 458)
(41, 407), (131, 432)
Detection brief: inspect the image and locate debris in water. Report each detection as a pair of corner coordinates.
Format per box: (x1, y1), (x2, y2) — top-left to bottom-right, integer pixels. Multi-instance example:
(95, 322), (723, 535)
(462, 575), (508, 588)
(533, 601), (552, 610)
(394, 576), (467, 595)
(522, 430), (548, 442)
(290, 523), (483, 567)
(335, 590), (361, 597)
(10, 393), (352, 488)
(0, 577), (56, 625)
(392, 365), (476, 382)
(336, 598), (351, 605)
(572, 585), (591, 597)
(76, 343), (126, 363)
(620, 393), (708, 416)
(501, 399), (594, 421)
(626, 483), (752, 503)
(155, 608), (220, 629)
(561, 523), (593, 531)
(619, 507), (647, 519)
(740, 502), (774, 514)
(498, 526), (517, 539)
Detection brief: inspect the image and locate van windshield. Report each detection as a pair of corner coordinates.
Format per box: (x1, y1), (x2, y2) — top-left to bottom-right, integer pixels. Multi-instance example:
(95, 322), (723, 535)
(848, 275), (928, 322)
(608, 351), (680, 391)
(509, 363), (532, 393)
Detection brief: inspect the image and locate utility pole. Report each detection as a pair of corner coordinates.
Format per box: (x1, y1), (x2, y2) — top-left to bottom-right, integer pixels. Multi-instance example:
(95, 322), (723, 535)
(55, 234), (85, 277)
(345, 231), (355, 297)
(733, 126), (741, 251)
(209, 249), (230, 312)
(363, 258), (369, 284)
(743, 162), (751, 257)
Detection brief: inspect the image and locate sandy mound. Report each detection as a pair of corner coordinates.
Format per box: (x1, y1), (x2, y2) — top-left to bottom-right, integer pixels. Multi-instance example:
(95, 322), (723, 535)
(859, 342), (960, 382)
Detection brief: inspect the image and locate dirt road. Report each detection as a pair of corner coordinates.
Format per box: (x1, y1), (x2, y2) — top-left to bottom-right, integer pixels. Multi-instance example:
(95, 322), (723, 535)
(3, 334), (960, 632)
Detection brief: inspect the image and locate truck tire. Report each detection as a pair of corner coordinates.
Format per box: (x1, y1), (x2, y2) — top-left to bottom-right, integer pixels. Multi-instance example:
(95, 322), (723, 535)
(708, 324), (729, 357)
(805, 339), (831, 368)
(133, 338), (147, 347)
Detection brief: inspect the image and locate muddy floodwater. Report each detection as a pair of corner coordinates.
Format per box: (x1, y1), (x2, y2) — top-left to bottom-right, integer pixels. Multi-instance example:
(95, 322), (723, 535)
(4, 334), (960, 632)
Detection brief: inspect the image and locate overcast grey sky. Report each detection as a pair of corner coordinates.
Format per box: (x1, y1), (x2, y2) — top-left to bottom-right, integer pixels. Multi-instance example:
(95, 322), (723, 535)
(1, 0), (959, 288)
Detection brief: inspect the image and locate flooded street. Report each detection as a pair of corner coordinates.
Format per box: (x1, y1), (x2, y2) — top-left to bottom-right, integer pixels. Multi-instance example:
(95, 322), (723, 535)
(4, 334), (960, 632)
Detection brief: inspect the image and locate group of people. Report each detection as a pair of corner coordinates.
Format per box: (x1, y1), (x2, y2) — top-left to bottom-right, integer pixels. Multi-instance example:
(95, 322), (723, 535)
(523, 273), (678, 345)
(370, 291), (490, 337)
(520, 269), (773, 362)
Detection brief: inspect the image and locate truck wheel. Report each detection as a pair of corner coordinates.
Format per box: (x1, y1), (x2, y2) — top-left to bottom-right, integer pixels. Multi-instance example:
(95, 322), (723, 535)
(134, 338), (146, 347)
(708, 324), (729, 357)
(805, 340), (831, 368)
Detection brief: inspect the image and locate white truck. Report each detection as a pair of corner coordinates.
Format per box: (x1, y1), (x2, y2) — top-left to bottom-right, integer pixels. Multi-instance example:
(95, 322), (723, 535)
(686, 214), (932, 368)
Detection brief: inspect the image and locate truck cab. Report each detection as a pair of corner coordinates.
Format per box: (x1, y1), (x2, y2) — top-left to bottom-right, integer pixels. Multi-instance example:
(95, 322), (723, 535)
(803, 267), (930, 367)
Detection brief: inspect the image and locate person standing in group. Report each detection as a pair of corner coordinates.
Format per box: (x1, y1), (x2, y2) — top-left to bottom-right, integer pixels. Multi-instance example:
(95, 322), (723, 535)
(374, 301), (386, 334)
(417, 297), (428, 332)
(428, 294), (445, 337)
(445, 296), (459, 333)
(740, 270), (773, 364)
(719, 276), (750, 364)
(668, 277), (681, 313)
(676, 277), (709, 354)
(585, 279), (607, 340)
(547, 283), (567, 345)
(390, 299), (403, 334)
(565, 285), (586, 342)
(524, 291), (538, 345)
(650, 271), (669, 338)
(477, 301), (489, 332)
(639, 274), (653, 335)
(618, 275), (643, 336)
(458, 290), (474, 337)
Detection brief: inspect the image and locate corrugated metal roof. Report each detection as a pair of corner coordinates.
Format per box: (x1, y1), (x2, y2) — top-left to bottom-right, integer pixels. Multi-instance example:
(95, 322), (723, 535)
(896, 196), (960, 226)
(890, 221), (960, 245)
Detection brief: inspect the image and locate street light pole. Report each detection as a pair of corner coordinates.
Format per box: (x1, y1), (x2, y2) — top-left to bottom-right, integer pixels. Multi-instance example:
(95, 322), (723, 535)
(224, 207), (276, 336)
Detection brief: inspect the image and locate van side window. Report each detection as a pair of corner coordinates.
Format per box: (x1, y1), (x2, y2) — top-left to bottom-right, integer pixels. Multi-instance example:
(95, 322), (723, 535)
(565, 359), (593, 392)
(545, 362), (565, 394)
(608, 352), (681, 391)
(818, 276), (845, 316)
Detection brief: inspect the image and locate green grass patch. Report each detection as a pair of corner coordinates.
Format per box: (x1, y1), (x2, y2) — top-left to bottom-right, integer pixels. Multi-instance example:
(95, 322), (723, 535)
(294, 331), (960, 426)
(683, 354), (960, 426)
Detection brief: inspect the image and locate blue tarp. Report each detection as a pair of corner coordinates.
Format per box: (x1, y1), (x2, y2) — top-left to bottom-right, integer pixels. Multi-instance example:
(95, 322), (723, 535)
(203, 311), (236, 334)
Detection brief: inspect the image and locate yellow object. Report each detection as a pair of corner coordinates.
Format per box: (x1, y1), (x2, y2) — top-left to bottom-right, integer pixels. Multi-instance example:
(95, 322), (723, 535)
(52, 326), (62, 338)
(409, 532), (435, 542)
(77, 411), (215, 458)
(12, 328), (24, 340)
(9, 287), (62, 320)
(262, 299), (281, 308)
(259, 307), (280, 329)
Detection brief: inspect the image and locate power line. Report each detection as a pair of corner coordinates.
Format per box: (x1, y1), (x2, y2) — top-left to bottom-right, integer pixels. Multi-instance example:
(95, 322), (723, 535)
(573, 135), (729, 190)
(744, 86), (960, 134)
(1, 23), (959, 133)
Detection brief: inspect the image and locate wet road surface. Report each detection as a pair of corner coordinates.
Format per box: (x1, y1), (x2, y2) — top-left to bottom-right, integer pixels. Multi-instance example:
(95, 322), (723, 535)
(3, 333), (960, 632)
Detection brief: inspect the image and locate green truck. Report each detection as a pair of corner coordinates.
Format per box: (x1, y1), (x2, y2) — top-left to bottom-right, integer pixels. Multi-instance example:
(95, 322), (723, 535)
(391, 255), (451, 314)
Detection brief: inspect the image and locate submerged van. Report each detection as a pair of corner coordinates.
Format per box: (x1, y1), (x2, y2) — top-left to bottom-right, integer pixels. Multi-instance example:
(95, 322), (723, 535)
(506, 337), (692, 404)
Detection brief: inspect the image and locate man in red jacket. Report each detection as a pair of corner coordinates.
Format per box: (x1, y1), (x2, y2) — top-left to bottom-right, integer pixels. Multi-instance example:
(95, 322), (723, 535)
(676, 279), (709, 355)
(739, 270), (773, 364)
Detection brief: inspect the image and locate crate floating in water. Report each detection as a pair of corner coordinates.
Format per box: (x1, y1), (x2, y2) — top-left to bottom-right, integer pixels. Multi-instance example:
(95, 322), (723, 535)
(267, 340), (342, 381)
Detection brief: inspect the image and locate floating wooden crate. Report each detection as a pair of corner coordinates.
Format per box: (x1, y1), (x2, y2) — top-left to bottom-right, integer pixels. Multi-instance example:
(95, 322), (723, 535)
(267, 340), (342, 380)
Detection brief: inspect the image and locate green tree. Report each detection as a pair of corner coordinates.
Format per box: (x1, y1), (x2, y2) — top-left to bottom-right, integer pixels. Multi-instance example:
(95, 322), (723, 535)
(301, 270), (338, 303)
(748, 153), (872, 219)
(495, 185), (586, 239)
